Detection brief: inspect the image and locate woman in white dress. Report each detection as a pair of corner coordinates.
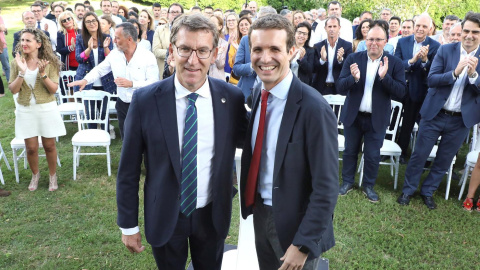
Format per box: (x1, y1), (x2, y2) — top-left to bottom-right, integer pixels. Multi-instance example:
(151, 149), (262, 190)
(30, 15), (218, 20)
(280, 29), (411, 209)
(9, 28), (66, 192)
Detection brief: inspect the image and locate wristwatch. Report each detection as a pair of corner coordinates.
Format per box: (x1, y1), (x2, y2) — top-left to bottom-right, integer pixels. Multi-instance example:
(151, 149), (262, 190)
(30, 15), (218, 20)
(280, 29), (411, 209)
(40, 74), (47, 80)
(469, 72), (478, 78)
(297, 245), (310, 255)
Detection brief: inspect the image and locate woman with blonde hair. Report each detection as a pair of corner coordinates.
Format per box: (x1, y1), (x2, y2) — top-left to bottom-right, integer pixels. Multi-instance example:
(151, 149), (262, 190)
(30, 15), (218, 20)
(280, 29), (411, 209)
(223, 13), (238, 82)
(56, 11), (80, 71)
(9, 28), (66, 191)
(209, 15), (228, 81)
(292, 10), (306, 27)
(139, 9), (155, 47)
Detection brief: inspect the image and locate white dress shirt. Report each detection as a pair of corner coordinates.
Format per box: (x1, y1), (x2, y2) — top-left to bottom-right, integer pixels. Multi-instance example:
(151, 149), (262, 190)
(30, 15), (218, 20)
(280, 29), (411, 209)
(120, 75), (215, 236)
(82, 45), (159, 103)
(359, 54), (382, 113)
(40, 18), (57, 50)
(252, 71), (293, 206)
(444, 45), (479, 112)
(319, 39), (339, 83)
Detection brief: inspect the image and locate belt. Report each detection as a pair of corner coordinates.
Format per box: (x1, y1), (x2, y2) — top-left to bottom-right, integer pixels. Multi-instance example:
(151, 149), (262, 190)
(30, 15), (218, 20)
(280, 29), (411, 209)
(439, 108), (462, 117)
(325, 82), (335, 88)
(357, 111), (372, 117)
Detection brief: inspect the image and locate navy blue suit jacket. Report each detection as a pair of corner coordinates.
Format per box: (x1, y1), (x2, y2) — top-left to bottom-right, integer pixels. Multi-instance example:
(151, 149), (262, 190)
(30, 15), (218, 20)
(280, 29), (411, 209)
(146, 29), (155, 47)
(56, 30), (80, 70)
(394, 35), (440, 102)
(337, 51), (406, 133)
(293, 46), (315, 85)
(312, 38), (352, 94)
(240, 75), (339, 258)
(13, 30), (50, 57)
(233, 35), (256, 101)
(74, 33), (116, 93)
(116, 75), (248, 247)
(420, 42), (480, 128)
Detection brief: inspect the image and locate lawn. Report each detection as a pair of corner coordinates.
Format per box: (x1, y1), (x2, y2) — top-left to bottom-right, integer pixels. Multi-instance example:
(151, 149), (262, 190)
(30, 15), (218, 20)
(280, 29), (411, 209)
(1, 1), (480, 269)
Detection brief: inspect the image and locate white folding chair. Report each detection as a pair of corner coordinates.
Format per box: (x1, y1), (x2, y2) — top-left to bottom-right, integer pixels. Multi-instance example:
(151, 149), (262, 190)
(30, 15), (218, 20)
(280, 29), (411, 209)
(72, 91), (112, 180)
(108, 93), (118, 120)
(0, 142), (12, 185)
(359, 101), (403, 188)
(458, 124), (479, 200)
(323, 94), (346, 155)
(10, 137), (62, 183)
(57, 70), (83, 123)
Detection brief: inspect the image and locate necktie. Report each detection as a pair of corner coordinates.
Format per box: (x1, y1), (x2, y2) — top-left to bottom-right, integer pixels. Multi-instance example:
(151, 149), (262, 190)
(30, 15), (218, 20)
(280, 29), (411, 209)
(180, 93), (199, 217)
(37, 21), (41, 29)
(245, 90), (270, 207)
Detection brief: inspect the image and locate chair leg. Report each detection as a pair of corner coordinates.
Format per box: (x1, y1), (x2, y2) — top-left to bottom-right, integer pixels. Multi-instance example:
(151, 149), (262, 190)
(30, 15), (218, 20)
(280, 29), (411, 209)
(445, 162), (454, 200)
(0, 167), (4, 185)
(73, 146), (77, 180)
(458, 165), (471, 200)
(23, 149), (27, 169)
(12, 148), (20, 183)
(106, 146), (111, 176)
(0, 145), (12, 170)
(390, 156), (394, 177)
(394, 156), (400, 190)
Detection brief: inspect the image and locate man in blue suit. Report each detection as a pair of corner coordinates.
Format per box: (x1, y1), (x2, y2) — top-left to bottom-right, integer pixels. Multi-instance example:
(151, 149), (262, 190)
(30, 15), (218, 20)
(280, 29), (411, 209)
(312, 16), (352, 95)
(12, 11), (50, 57)
(240, 14), (338, 270)
(394, 14), (440, 164)
(115, 14), (248, 269)
(398, 12), (480, 209)
(337, 24), (406, 202)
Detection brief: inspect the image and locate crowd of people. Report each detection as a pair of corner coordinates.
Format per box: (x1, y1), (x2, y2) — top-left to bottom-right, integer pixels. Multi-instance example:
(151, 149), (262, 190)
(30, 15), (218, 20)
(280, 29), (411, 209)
(0, 0), (479, 268)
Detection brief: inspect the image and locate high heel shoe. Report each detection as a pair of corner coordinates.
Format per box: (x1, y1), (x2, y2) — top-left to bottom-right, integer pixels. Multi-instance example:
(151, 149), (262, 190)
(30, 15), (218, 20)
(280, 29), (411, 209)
(48, 173), (58, 191)
(28, 173), (40, 191)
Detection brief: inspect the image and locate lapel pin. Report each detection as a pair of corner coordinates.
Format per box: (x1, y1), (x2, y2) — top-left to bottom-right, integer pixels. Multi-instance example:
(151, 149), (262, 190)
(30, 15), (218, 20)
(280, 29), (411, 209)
(221, 98), (226, 103)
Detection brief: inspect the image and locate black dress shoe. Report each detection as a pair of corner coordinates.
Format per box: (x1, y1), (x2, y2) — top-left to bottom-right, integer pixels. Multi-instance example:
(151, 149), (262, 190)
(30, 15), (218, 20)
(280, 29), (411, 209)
(397, 193), (411, 205)
(421, 195), (437, 210)
(339, 182), (354, 196)
(399, 156), (407, 165)
(362, 186), (379, 203)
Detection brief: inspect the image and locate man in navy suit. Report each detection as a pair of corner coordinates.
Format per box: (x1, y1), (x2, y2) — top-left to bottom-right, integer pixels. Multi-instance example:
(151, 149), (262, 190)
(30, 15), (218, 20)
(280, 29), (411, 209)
(336, 24), (406, 202)
(115, 14), (248, 269)
(394, 14), (440, 164)
(312, 16), (352, 95)
(240, 14), (338, 270)
(12, 11), (50, 57)
(398, 12), (480, 209)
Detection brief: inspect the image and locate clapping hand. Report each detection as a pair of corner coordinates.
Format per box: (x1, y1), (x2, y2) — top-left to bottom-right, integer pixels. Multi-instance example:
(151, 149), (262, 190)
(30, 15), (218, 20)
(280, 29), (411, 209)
(103, 37), (111, 48)
(87, 36), (95, 50)
(320, 45), (327, 62)
(454, 57), (469, 77)
(337, 47), (345, 62)
(350, 62), (360, 81)
(37, 59), (50, 75)
(44, 23), (48, 32)
(419, 44), (429, 62)
(378, 56), (388, 79)
(15, 52), (27, 73)
(467, 56), (479, 77)
(70, 37), (76, 50)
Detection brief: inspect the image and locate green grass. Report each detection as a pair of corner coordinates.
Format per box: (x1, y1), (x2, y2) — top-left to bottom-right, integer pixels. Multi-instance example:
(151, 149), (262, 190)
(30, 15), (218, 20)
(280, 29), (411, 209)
(1, 1), (480, 269)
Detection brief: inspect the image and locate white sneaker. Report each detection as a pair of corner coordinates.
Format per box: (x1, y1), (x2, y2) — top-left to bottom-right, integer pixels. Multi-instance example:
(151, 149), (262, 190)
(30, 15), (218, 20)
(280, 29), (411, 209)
(109, 125), (116, 139)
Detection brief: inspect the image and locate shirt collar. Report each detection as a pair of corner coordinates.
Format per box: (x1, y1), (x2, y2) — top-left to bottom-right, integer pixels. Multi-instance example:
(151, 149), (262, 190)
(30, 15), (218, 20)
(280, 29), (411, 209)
(461, 44), (479, 56)
(261, 70), (293, 100)
(367, 52), (383, 63)
(414, 36), (426, 45)
(174, 75), (211, 100)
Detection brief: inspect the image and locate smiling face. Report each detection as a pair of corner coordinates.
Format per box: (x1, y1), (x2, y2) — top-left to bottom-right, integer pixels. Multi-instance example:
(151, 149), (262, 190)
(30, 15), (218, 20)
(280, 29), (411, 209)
(389, 19), (399, 33)
(366, 26), (387, 59)
(449, 24), (462, 43)
(360, 21), (370, 38)
(23, 11), (36, 28)
(401, 20), (414, 37)
(250, 28), (293, 91)
(21, 32), (41, 55)
(293, 13), (305, 27)
(75, 5), (85, 20)
(139, 11), (150, 27)
(54, 6), (63, 19)
(170, 28), (217, 92)
(84, 15), (99, 33)
(295, 26), (309, 47)
(99, 18), (111, 33)
(226, 14), (237, 31)
(239, 19), (251, 36)
(60, 14), (74, 30)
(461, 20), (480, 53)
(414, 15), (431, 41)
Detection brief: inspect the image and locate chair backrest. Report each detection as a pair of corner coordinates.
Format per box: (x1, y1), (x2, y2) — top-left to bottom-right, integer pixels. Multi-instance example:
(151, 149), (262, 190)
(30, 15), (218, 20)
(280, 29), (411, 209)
(74, 90), (112, 131)
(324, 94), (346, 130)
(386, 100), (403, 141)
(472, 124), (479, 151)
(57, 70), (77, 103)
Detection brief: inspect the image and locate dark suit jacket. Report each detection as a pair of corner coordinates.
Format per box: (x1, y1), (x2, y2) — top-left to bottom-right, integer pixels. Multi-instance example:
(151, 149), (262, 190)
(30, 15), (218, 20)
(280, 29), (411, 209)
(312, 38), (352, 94)
(146, 29), (155, 47)
(240, 75), (339, 258)
(74, 33), (116, 93)
(294, 46), (315, 85)
(420, 42), (480, 128)
(13, 30), (50, 57)
(337, 51), (406, 133)
(116, 75), (248, 247)
(56, 30), (80, 70)
(394, 35), (440, 102)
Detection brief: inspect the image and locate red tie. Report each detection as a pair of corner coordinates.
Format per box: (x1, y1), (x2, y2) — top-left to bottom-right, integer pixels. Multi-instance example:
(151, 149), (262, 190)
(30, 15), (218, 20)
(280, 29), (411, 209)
(245, 90), (270, 207)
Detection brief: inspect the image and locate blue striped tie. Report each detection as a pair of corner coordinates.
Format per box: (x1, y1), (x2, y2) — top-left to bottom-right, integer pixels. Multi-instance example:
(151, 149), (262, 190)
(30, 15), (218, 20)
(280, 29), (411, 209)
(180, 93), (199, 217)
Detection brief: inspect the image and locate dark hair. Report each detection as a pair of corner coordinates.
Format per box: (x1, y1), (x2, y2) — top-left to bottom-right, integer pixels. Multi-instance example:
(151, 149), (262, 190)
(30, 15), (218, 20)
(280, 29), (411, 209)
(152, 3), (161, 9)
(191, 6), (201, 11)
(327, 1), (341, 9)
(84, 0), (91, 5)
(81, 12), (105, 49)
(239, 9), (253, 18)
(100, 0), (111, 6)
(129, 7), (139, 14)
(237, 16), (252, 43)
(128, 11), (138, 20)
(87, 6), (94, 12)
(370, 20), (389, 40)
(444, 15), (459, 22)
(31, 3), (43, 9)
(125, 20), (141, 41)
(403, 19), (415, 27)
(168, 3), (184, 14)
(214, 8), (223, 13)
(355, 19), (373, 40)
(462, 12), (480, 28)
(360, 11), (372, 18)
(118, 5), (128, 17)
(295, 22), (312, 48)
(389, 16), (401, 24)
(74, 3), (85, 10)
(248, 14), (295, 52)
(204, 6), (213, 11)
(53, 4), (65, 12)
(170, 14), (219, 48)
(325, 15), (341, 26)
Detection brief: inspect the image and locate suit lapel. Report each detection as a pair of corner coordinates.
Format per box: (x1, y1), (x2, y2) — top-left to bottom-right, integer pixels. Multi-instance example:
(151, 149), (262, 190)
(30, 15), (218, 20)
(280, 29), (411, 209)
(155, 76), (181, 183)
(405, 36), (414, 60)
(359, 51), (368, 87)
(210, 79), (228, 181)
(272, 77), (301, 186)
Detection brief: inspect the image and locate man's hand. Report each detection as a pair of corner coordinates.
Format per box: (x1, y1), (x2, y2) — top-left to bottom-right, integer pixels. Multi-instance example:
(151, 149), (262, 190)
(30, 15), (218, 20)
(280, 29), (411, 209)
(454, 57), (469, 78)
(337, 47), (344, 62)
(68, 79), (88, 91)
(115, 77), (133, 88)
(378, 56), (389, 79)
(419, 44), (429, 62)
(44, 23), (48, 32)
(467, 56), (478, 76)
(320, 45), (327, 62)
(122, 232), (145, 254)
(278, 244), (308, 270)
(350, 63), (360, 81)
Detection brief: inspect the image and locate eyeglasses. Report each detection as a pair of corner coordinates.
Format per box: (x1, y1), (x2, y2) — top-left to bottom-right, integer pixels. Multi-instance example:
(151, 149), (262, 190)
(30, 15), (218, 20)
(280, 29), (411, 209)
(366, 38), (385, 43)
(61, 17), (72, 23)
(381, 13), (390, 16)
(85, 19), (98, 25)
(226, 19), (236, 23)
(296, 31), (309, 36)
(174, 45), (213, 59)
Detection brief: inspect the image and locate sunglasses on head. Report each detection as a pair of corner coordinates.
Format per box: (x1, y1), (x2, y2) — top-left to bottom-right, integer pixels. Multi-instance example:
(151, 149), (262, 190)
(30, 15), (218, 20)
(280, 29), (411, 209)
(61, 17), (72, 23)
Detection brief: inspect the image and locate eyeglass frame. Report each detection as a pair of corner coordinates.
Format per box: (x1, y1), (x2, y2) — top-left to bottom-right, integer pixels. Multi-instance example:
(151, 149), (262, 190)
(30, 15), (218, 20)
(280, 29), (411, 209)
(84, 19), (98, 25)
(61, 17), (73, 24)
(173, 44), (214, 59)
(365, 38), (386, 43)
(295, 30), (309, 37)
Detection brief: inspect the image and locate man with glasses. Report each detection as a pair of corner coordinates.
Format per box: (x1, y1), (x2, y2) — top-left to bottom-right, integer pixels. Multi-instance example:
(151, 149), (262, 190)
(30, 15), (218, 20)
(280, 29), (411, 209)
(116, 14), (248, 269)
(68, 22), (159, 140)
(337, 22), (405, 202)
(31, 3), (57, 50)
(380, 8), (392, 22)
(12, 11), (50, 57)
(153, 3), (184, 79)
